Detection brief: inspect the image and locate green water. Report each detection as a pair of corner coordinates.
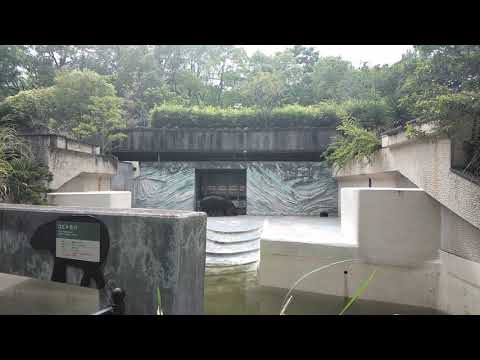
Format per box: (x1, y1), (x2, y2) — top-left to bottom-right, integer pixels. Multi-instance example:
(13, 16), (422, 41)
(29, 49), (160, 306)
(204, 268), (443, 315)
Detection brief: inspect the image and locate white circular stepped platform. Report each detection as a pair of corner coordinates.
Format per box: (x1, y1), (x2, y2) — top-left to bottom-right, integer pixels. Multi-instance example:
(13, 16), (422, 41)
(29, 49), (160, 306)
(206, 217), (264, 268)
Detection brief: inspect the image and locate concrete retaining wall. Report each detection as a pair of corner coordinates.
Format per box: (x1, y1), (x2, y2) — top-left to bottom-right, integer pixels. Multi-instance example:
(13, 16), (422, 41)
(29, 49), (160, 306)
(335, 137), (480, 231)
(333, 127), (480, 313)
(48, 191), (132, 209)
(336, 171), (417, 212)
(0, 204), (206, 314)
(258, 239), (441, 309)
(341, 187), (441, 266)
(21, 133), (118, 192)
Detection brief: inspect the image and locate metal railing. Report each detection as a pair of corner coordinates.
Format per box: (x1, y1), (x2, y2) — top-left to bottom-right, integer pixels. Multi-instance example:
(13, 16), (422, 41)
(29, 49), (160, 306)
(91, 288), (126, 315)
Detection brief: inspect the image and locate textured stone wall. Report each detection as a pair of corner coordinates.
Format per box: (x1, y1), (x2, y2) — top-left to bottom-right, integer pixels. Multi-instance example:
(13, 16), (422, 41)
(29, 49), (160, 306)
(134, 161), (338, 215)
(0, 204), (206, 314)
(114, 127), (336, 154)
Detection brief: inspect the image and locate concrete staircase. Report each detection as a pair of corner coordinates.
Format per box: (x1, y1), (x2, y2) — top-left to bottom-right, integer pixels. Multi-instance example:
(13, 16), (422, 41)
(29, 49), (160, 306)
(205, 217), (263, 270)
(336, 129), (480, 230)
(20, 133), (118, 192)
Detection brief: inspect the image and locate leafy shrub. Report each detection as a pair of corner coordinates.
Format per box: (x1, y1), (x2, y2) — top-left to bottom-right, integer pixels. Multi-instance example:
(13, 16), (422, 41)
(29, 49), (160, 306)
(341, 98), (394, 132)
(0, 127), (51, 204)
(324, 117), (381, 171)
(0, 87), (55, 130)
(3, 158), (52, 205)
(405, 90), (480, 178)
(150, 103), (342, 129)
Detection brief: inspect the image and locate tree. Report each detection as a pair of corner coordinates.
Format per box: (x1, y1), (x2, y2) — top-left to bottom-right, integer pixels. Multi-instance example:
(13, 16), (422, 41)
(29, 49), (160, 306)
(0, 69), (126, 153)
(0, 45), (29, 99)
(0, 87), (55, 130)
(342, 98), (394, 132)
(50, 69), (117, 133)
(284, 46), (320, 105)
(311, 57), (356, 101)
(399, 46), (480, 177)
(240, 72), (286, 126)
(72, 95), (126, 153)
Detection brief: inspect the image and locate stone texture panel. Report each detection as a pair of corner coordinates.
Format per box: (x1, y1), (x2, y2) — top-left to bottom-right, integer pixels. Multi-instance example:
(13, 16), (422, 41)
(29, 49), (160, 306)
(134, 161), (338, 216)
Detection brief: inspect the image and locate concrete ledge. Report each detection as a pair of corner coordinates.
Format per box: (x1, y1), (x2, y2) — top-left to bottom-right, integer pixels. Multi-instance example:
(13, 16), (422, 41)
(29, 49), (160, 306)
(0, 204), (206, 314)
(258, 242), (441, 308)
(48, 191), (132, 209)
(438, 250), (480, 314)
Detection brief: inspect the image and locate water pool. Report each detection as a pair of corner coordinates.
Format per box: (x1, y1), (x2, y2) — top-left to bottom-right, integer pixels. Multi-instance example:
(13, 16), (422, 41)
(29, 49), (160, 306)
(204, 268), (443, 315)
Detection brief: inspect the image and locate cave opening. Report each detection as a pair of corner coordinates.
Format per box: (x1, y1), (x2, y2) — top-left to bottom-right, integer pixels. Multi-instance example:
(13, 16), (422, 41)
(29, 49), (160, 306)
(195, 169), (247, 216)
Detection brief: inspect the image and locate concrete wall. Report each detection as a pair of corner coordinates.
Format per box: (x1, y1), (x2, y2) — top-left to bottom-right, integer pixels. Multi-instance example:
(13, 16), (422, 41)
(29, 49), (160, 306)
(20, 133), (100, 157)
(336, 171), (417, 212)
(48, 149), (117, 191)
(438, 206), (480, 313)
(113, 127), (336, 155)
(134, 161), (338, 216)
(56, 173), (112, 192)
(258, 239), (441, 309)
(0, 204), (206, 314)
(111, 162), (137, 194)
(333, 127), (480, 313)
(438, 250), (480, 314)
(21, 133), (117, 192)
(47, 191), (132, 209)
(336, 136), (480, 231)
(340, 188), (441, 267)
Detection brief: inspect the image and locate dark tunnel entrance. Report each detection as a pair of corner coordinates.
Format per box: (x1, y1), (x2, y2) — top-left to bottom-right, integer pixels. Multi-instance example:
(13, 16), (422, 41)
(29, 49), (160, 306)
(195, 169), (247, 216)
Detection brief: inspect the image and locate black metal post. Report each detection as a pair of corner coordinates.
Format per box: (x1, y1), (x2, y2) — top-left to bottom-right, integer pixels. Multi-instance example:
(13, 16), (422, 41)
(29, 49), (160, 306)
(111, 288), (126, 315)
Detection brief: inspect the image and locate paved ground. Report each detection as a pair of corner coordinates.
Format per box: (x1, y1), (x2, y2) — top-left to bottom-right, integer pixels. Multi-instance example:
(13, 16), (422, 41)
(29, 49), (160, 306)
(0, 272), (99, 314)
(207, 215), (353, 245)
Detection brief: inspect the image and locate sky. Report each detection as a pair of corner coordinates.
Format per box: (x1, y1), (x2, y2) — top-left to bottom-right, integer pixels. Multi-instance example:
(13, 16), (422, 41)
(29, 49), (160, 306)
(237, 45), (413, 67)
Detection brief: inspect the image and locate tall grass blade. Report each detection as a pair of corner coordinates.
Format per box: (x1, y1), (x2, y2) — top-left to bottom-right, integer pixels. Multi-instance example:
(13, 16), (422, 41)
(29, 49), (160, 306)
(339, 269), (377, 315)
(157, 287), (164, 315)
(280, 296), (293, 315)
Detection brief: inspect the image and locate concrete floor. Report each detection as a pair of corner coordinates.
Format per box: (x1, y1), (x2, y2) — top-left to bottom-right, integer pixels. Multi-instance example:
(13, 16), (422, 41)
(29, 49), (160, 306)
(0, 272), (100, 315)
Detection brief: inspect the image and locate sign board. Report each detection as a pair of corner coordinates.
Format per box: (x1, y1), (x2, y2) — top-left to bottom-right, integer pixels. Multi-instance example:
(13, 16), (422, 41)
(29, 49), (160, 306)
(55, 221), (100, 262)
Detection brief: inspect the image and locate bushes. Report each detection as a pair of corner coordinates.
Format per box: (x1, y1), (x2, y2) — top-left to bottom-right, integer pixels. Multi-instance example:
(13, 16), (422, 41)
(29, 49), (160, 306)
(150, 100), (394, 130)
(324, 117), (381, 171)
(0, 87), (55, 130)
(341, 98), (393, 132)
(150, 103), (342, 129)
(0, 70), (126, 153)
(3, 158), (52, 205)
(0, 127), (52, 204)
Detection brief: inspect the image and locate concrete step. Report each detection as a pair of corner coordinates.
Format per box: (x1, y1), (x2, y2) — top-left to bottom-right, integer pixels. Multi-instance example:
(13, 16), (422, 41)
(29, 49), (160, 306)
(206, 239), (260, 254)
(206, 250), (259, 267)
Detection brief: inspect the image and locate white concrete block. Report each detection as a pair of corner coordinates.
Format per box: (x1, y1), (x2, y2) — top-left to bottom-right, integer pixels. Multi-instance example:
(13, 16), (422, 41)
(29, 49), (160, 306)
(438, 251), (480, 314)
(47, 191), (132, 209)
(258, 247), (441, 308)
(341, 187), (441, 266)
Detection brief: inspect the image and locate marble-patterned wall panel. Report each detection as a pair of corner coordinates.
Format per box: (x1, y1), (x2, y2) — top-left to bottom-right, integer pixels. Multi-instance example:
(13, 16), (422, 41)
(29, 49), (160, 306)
(246, 162), (337, 215)
(135, 161), (338, 215)
(134, 164), (195, 210)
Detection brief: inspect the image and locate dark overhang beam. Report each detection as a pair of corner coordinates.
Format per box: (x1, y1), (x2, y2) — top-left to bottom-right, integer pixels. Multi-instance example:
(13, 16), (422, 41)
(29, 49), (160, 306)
(112, 151), (325, 162)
